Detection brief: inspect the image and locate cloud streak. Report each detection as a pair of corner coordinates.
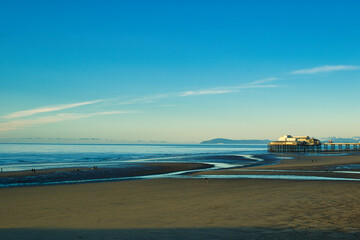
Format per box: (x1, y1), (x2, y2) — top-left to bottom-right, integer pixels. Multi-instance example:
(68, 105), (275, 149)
(2, 100), (103, 119)
(249, 77), (278, 85)
(178, 89), (237, 97)
(291, 65), (359, 74)
(118, 79), (281, 105)
(0, 111), (136, 132)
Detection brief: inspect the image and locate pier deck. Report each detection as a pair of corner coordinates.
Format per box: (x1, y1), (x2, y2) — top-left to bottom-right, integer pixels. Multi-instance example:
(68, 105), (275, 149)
(322, 143), (360, 152)
(268, 142), (360, 153)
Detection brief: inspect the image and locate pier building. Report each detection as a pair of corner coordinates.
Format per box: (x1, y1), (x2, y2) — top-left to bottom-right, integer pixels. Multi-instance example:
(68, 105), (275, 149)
(268, 135), (321, 152)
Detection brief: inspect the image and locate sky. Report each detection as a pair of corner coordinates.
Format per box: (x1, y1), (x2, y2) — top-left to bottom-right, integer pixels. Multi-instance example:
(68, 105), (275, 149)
(0, 0), (360, 143)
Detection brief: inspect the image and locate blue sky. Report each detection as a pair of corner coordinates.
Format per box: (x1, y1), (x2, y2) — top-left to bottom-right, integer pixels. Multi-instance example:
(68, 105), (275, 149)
(0, 0), (360, 143)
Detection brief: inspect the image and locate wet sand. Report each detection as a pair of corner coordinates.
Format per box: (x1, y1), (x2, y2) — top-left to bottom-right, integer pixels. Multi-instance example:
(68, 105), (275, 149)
(195, 153), (360, 179)
(1, 155), (360, 239)
(253, 153), (360, 170)
(0, 162), (211, 186)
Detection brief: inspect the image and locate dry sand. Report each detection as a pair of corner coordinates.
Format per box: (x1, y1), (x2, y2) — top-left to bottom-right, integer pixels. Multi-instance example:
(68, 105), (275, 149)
(1, 154), (360, 239)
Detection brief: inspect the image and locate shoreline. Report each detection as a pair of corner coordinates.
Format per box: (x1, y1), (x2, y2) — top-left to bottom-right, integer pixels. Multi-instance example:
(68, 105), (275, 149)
(0, 162), (212, 188)
(2, 153), (360, 187)
(0, 153), (278, 188)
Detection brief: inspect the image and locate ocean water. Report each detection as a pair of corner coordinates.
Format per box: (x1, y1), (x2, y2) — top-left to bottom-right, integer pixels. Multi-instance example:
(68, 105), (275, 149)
(1, 144), (359, 187)
(0, 143), (269, 172)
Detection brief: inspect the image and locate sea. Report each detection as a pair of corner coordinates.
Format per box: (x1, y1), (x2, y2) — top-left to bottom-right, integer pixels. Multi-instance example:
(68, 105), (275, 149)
(0, 143), (270, 172)
(0, 143), (278, 187)
(1, 143), (359, 187)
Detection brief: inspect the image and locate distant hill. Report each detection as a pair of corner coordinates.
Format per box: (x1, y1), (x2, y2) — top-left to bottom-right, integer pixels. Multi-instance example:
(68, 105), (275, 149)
(200, 138), (271, 144)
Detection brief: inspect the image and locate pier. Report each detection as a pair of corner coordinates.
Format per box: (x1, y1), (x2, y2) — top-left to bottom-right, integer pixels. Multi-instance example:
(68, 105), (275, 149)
(267, 135), (360, 153)
(322, 143), (360, 152)
(268, 142), (321, 153)
(268, 142), (360, 153)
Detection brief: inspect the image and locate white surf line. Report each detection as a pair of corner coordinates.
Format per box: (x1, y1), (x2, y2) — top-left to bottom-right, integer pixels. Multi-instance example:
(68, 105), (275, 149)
(144, 161), (247, 177)
(124, 155), (195, 163)
(334, 171), (360, 174)
(233, 169), (360, 175)
(233, 169), (334, 173)
(240, 154), (263, 161)
(124, 153), (265, 163)
(185, 174), (360, 181)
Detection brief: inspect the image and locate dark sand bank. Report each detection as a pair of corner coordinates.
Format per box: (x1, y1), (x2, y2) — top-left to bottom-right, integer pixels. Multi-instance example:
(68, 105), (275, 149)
(0, 162), (212, 187)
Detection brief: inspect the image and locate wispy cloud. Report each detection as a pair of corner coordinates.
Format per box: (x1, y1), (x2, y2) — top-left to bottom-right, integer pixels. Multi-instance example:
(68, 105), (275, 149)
(178, 82), (280, 97)
(249, 77), (278, 85)
(0, 111), (136, 132)
(117, 93), (174, 105)
(178, 89), (237, 97)
(2, 100), (103, 119)
(88, 111), (140, 116)
(117, 89), (239, 105)
(118, 79), (281, 105)
(291, 65), (359, 75)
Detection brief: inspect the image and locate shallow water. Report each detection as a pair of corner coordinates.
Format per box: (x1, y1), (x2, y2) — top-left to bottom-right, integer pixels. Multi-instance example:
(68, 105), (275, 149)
(0, 143), (277, 187)
(2, 143), (359, 187)
(0, 143), (268, 172)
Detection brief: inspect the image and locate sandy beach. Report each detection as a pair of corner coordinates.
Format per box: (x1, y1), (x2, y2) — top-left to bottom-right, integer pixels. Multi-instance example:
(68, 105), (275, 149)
(1, 154), (360, 239)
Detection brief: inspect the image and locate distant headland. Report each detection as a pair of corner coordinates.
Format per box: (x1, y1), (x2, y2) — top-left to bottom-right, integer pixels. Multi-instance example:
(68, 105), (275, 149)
(200, 138), (272, 144)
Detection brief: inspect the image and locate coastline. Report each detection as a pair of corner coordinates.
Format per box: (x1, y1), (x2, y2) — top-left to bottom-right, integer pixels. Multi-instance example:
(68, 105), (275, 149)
(2, 153), (360, 187)
(0, 162), (212, 187)
(0, 153), (277, 188)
